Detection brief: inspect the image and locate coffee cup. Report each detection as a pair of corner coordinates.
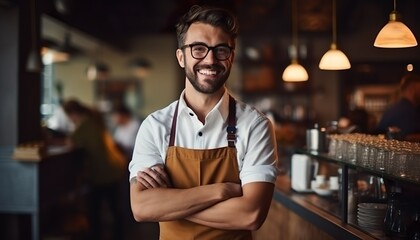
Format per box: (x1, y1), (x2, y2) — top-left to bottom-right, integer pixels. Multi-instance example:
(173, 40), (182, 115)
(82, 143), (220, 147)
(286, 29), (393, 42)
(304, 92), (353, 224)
(329, 176), (339, 190)
(315, 175), (326, 188)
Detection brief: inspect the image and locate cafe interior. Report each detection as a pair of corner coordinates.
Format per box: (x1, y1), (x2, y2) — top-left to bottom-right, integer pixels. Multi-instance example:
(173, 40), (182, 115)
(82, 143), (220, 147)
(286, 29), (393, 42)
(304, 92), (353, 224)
(1, 0), (420, 239)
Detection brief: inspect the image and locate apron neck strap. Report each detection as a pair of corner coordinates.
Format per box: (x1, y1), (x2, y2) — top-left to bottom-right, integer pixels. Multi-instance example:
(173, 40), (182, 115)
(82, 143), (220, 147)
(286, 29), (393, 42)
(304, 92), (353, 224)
(227, 95), (237, 148)
(169, 101), (179, 147)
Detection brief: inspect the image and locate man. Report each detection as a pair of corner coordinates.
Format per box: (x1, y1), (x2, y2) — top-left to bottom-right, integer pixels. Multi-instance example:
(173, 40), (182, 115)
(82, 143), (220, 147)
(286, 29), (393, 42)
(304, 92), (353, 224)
(377, 73), (420, 142)
(129, 5), (278, 240)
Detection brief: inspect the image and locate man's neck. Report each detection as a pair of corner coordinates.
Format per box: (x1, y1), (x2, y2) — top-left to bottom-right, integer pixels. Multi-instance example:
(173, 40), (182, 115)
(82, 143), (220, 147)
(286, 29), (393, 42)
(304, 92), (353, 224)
(184, 86), (225, 124)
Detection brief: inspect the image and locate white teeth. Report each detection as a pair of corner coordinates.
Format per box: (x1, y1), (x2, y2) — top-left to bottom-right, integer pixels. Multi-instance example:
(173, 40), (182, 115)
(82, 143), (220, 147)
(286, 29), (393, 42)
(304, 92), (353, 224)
(198, 69), (217, 75)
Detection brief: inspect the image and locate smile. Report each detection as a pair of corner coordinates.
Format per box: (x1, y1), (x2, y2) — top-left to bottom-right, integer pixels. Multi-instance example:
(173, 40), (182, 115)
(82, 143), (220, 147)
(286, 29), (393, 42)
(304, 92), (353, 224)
(198, 69), (218, 76)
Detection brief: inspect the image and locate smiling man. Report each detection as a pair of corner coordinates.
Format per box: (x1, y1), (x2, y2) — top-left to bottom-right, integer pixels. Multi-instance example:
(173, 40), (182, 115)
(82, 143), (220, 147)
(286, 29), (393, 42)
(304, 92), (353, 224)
(129, 5), (279, 240)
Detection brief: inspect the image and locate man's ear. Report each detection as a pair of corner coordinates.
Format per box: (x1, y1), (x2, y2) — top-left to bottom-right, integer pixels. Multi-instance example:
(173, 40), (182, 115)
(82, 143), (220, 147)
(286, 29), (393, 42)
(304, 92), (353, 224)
(230, 50), (235, 63)
(176, 49), (185, 68)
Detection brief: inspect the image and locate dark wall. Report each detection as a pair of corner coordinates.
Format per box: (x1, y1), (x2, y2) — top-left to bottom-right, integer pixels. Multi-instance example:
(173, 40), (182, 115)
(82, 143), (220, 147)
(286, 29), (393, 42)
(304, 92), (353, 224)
(0, 7), (19, 146)
(0, 2), (42, 146)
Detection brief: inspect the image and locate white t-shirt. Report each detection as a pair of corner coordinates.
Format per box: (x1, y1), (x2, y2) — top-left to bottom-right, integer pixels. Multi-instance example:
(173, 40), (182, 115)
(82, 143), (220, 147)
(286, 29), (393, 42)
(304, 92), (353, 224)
(129, 89), (279, 185)
(113, 118), (141, 152)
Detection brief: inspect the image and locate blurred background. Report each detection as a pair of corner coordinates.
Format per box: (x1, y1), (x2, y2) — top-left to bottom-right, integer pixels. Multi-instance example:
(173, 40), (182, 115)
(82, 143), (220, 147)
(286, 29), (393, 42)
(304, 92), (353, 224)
(2, 0), (420, 139)
(36, 0), (420, 154)
(1, 0), (420, 239)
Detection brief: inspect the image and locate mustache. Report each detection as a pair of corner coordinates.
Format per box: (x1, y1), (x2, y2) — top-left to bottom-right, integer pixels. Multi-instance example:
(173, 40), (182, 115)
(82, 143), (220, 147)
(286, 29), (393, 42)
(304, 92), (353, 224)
(195, 64), (224, 72)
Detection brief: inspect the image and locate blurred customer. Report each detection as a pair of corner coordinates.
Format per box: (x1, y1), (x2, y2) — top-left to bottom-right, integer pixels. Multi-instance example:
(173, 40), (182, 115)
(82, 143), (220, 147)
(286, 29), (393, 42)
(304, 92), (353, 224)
(62, 99), (125, 240)
(376, 73), (420, 142)
(46, 103), (75, 136)
(111, 104), (141, 159)
(338, 107), (371, 134)
(111, 104), (142, 234)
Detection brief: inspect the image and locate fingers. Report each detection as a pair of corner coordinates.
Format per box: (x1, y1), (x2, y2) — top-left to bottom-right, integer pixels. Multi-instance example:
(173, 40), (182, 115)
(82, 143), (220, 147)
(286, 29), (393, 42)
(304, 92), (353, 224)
(136, 165), (172, 189)
(136, 171), (158, 189)
(151, 165), (172, 187)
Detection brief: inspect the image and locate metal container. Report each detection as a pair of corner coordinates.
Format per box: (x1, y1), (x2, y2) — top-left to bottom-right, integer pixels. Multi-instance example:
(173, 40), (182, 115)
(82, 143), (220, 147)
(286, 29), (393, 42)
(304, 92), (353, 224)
(306, 127), (327, 152)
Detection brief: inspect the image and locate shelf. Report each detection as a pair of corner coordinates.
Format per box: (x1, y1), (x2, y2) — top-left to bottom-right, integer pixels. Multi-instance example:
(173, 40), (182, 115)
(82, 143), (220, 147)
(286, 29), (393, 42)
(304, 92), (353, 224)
(291, 149), (420, 239)
(297, 149), (420, 186)
(274, 175), (377, 240)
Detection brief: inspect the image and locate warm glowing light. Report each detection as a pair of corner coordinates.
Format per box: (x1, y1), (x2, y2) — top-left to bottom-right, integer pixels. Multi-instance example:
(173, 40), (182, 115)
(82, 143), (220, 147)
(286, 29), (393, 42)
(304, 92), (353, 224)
(282, 60), (309, 82)
(319, 43), (351, 70)
(374, 12), (417, 48)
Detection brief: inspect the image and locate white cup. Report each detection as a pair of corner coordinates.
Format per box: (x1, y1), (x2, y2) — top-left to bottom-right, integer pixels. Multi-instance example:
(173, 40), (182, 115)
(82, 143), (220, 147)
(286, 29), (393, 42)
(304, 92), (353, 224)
(315, 175), (326, 187)
(311, 180), (317, 190)
(329, 176), (339, 190)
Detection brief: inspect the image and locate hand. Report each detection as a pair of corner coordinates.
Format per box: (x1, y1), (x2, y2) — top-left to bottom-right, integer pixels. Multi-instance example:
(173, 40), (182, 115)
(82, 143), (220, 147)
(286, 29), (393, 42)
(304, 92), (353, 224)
(136, 165), (172, 189)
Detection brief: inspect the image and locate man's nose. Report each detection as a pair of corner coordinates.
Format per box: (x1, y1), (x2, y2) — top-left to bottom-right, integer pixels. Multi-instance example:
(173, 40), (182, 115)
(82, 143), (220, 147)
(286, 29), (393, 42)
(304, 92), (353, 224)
(202, 49), (217, 63)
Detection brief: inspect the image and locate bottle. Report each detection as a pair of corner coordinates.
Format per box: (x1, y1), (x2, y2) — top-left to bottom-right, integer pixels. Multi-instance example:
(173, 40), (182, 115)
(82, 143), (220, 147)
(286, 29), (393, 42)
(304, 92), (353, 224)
(408, 206), (420, 240)
(390, 202), (408, 239)
(384, 192), (400, 236)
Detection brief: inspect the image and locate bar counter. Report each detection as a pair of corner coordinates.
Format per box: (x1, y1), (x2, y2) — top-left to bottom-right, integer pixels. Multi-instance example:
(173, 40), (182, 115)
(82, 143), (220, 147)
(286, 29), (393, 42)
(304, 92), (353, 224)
(0, 146), (84, 240)
(253, 174), (377, 240)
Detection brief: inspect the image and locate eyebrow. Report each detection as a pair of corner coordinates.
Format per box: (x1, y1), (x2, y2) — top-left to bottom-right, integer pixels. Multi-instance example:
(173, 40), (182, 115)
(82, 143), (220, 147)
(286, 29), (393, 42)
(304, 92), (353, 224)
(187, 41), (231, 47)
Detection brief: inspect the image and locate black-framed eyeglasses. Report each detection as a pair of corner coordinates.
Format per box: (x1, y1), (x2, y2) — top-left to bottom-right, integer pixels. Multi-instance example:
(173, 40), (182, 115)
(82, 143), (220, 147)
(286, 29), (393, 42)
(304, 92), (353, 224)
(180, 43), (233, 61)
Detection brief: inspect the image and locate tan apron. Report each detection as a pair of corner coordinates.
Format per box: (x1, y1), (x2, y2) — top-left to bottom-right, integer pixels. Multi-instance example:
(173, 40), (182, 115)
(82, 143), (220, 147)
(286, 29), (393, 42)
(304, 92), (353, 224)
(159, 95), (252, 240)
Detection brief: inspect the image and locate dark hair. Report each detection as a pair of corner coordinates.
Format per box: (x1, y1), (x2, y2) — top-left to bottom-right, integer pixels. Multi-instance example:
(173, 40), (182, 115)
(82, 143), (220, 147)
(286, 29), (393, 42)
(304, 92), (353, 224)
(348, 108), (369, 133)
(62, 98), (106, 129)
(112, 104), (132, 117)
(62, 99), (91, 116)
(400, 73), (420, 91)
(175, 5), (239, 48)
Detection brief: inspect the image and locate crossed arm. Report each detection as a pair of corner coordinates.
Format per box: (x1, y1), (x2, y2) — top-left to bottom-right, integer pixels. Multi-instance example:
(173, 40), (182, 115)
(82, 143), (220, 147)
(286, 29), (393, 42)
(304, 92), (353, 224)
(130, 165), (274, 230)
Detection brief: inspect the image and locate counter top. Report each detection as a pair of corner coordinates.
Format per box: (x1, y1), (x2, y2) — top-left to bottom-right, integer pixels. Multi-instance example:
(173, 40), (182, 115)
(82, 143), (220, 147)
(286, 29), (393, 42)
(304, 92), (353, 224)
(9, 144), (78, 162)
(274, 175), (377, 240)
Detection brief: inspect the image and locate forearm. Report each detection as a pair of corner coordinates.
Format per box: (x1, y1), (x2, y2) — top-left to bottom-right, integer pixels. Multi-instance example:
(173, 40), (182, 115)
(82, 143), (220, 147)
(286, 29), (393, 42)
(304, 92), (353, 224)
(187, 182), (274, 230)
(130, 181), (236, 222)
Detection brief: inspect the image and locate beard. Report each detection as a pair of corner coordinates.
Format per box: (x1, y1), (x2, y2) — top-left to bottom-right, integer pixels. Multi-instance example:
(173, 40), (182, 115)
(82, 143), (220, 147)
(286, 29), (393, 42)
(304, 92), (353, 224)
(185, 62), (230, 94)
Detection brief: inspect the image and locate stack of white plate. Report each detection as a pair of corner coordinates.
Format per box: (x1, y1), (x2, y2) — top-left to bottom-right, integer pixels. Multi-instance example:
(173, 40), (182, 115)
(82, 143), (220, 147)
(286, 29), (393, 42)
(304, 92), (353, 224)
(357, 203), (387, 238)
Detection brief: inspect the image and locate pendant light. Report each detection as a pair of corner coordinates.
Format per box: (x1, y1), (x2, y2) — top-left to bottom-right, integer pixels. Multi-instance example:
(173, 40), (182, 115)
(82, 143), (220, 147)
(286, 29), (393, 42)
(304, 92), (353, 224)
(374, 0), (417, 48)
(282, 0), (308, 82)
(319, 0), (351, 70)
(26, 0), (42, 72)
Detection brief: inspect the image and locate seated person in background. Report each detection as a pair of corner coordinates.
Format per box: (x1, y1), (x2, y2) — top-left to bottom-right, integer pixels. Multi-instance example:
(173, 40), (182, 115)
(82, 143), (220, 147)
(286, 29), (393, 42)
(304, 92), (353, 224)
(111, 104), (143, 229)
(111, 104), (141, 159)
(376, 73), (420, 142)
(338, 107), (370, 134)
(62, 98), (125, 240)
(45, 103), (75, 137)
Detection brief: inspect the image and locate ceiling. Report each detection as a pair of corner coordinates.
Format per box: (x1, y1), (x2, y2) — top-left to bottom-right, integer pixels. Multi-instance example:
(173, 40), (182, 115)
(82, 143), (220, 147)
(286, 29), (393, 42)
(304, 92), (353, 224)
(41, 0), (239, 50)
(40, 0), (420, 51)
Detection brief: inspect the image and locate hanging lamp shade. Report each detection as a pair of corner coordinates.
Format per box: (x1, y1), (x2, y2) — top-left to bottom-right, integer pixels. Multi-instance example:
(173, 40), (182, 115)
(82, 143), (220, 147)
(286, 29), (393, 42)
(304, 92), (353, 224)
(374, 11), (417, 48)
(86, 61), (110, 81)
(26, 49), (43, 72)
(319, 43), (351, 70)
(282, 59), (309, 82)
(319, 0), (351, 70)
(282, 0), (308, 82)
(26, 0), (42, 72)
